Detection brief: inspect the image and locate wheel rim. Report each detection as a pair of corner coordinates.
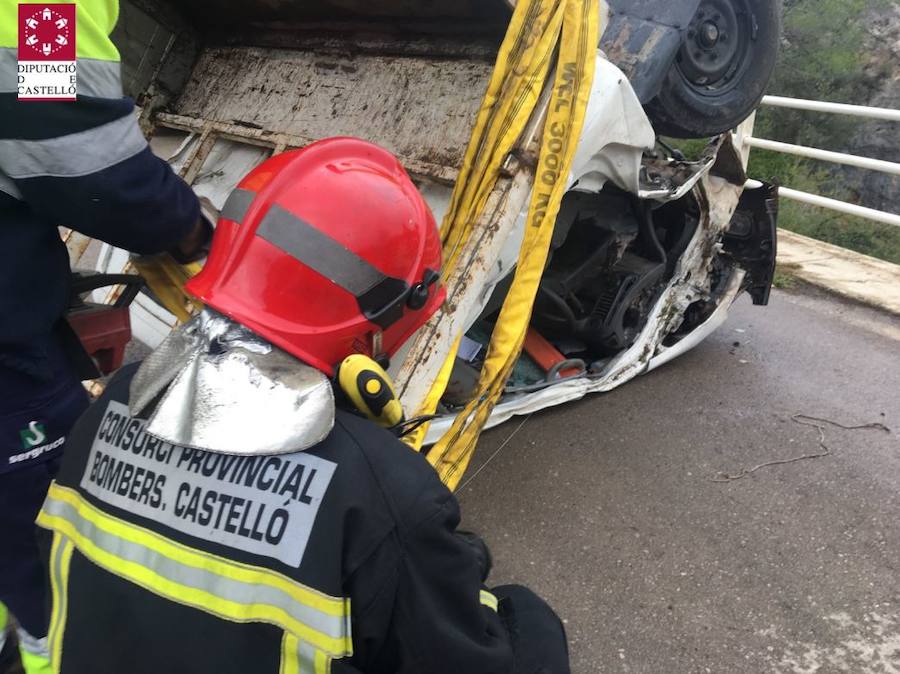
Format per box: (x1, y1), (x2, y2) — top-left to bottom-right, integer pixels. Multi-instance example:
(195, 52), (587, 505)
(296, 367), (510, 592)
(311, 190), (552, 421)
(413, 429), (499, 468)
(676, 0), (755, 95)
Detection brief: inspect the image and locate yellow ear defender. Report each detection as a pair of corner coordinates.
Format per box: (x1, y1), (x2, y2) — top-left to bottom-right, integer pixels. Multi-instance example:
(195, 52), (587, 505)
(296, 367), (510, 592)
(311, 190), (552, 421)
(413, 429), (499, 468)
(336, 354), (405, 428)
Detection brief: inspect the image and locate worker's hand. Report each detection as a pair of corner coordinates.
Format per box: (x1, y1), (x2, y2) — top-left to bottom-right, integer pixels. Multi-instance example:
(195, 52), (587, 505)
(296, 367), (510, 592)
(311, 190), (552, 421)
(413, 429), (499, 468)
(170, 215), (213, 264)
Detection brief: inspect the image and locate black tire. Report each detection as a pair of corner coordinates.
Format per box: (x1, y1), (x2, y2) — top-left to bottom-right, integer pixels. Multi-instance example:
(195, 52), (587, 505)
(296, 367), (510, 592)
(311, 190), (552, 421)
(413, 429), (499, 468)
(644, 0), (782, 138)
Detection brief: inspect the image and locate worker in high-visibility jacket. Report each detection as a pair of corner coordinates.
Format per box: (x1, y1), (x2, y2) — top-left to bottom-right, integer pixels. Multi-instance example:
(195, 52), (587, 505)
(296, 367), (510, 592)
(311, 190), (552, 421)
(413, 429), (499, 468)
(0, 2), (208, 672)
(35, 138), (570, 674)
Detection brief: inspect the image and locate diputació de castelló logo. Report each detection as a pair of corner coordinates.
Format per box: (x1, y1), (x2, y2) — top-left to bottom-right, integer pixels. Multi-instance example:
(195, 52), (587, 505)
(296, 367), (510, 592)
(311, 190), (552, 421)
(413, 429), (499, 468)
(18, 3), (77, 100)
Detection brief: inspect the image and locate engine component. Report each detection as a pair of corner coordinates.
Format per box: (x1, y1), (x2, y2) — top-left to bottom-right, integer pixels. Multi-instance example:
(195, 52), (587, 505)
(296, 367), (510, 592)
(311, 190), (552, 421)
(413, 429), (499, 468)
(532, 188), (676, 357)
(582, 252), (666, 354)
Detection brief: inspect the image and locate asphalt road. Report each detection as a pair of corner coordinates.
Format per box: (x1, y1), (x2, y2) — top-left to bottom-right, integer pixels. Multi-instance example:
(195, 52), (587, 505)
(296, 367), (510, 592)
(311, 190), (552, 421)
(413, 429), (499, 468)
(460, 285), (900, 673)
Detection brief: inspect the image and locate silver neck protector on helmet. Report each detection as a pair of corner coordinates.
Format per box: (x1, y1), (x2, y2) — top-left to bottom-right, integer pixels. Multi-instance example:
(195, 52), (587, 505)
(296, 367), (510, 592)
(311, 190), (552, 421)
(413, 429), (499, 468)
(129, 309), (335, 456)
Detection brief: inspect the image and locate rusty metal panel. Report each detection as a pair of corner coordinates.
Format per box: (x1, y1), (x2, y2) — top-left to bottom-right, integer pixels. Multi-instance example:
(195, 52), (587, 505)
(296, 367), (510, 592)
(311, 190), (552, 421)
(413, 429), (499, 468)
(172, 46), (494, 171)
(392, 172), (533, 412)
(606, 0), (698, 30)
(599, 0), (701, 102)
(600, 12), (684, 103)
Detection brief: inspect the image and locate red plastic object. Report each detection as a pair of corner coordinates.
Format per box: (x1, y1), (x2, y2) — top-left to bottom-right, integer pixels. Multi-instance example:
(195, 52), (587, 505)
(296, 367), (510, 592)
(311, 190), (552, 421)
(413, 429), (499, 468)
(523, 328), (582, 379)
(67, 305), (132, 376)
(187, 137), (445, 375)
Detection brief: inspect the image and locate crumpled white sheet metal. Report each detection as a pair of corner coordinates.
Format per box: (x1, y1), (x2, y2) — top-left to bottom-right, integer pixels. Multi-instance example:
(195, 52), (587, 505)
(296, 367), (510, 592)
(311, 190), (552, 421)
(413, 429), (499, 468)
(130, 310), (335, 456)
(423, 161), (748, 444)
(568, 56), (657, 196)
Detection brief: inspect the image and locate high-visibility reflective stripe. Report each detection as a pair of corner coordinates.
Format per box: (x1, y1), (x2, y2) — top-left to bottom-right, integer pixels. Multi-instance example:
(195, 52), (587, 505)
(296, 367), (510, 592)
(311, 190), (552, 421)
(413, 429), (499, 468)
(0, 113), (146, 179)
(221, 188), (256, 224)
(280, 634), (330, 674)
(17, 622), (52, 674)
(37, 484), (353, 657)
(0, 48), (123, 98)
(76, 57), (123, 98)
(47, 533), (73, 672)
(480, 590), (499, 612)
(15, 628), (49, 659)
(280, 633), (301, 674)
(315, 649), (331, 674)
(257, 204), (389, 298)
(0, 48), (16, 93)
(0, 173), (21, 201)
(17, 638), (52, 674)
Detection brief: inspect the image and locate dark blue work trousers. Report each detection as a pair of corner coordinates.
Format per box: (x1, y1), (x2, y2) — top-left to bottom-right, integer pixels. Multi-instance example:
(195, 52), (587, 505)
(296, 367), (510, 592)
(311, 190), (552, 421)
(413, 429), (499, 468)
(0, 339), (89, 638)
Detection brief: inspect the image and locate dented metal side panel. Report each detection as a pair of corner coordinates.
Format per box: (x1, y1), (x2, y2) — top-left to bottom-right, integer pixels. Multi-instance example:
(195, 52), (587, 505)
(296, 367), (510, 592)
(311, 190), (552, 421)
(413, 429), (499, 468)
(171, 45), (496, 173)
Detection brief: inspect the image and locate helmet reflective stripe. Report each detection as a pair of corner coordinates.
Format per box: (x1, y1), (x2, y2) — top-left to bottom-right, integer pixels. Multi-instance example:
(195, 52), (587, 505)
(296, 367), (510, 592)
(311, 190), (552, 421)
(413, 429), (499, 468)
(220, 187), (255, 224)
(252, 201), (412, 330)
(257, 204), (393, 299)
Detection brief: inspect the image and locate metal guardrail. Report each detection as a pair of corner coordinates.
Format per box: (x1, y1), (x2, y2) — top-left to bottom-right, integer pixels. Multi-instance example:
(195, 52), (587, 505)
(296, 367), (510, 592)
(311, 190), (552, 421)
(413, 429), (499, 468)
(737, 96), (900, 228)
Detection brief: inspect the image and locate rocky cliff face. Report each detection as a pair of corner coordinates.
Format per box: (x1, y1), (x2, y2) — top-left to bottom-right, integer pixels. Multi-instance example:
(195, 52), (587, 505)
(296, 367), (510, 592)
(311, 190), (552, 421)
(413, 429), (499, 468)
(847, 2), (900, 212)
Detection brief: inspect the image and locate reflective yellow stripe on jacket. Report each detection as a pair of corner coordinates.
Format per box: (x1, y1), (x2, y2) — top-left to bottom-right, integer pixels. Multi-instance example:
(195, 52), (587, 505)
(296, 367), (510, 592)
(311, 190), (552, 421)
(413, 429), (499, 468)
(47, 533), (74, 672)
(480, 590), (499, 612)
(281, 633), (332, 674)
(0, 0), (122, 97)
(37, 484), (352, 671)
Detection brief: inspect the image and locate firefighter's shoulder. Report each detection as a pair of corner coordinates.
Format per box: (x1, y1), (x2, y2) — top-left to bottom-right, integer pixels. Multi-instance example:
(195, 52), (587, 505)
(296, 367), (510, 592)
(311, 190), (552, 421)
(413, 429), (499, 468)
(327, 409), (454, 527)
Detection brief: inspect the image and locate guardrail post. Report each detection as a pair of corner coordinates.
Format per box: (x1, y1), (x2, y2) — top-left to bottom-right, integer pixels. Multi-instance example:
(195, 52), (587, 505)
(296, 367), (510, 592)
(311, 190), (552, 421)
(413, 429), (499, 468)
(733, 111), (756, 171)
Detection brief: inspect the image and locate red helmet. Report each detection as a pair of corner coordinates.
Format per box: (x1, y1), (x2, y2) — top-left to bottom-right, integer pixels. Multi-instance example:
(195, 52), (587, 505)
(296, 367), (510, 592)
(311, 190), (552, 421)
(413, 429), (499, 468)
(185, 138), (445, 375)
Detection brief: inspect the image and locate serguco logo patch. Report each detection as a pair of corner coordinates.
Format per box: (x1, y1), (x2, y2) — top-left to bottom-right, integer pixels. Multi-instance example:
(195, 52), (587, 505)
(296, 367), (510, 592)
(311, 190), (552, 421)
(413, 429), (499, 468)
(17, 4), (77, 101)
(20, 421), (47, 449)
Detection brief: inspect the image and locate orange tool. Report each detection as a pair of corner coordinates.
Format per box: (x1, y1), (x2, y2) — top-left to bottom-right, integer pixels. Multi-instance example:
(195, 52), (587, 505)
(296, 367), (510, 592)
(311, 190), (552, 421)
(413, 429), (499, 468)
(523, 328), (582, 379)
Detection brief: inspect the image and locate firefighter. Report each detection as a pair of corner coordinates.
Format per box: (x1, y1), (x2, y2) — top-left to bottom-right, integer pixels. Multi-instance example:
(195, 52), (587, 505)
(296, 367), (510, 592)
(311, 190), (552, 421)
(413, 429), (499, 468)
(35, 138), (570, 674)
(0, 1), (208, 672)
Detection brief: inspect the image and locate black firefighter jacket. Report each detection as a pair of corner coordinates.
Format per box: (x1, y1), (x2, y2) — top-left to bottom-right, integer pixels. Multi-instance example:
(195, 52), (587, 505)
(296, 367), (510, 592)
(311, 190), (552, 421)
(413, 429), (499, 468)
(37, 363), (514, 674)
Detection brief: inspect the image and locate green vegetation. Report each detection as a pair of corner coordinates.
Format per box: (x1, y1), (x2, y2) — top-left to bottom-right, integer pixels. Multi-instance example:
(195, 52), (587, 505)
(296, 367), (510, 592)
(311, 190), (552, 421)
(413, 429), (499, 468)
(748, 0), (900, 265)
(772, 267), (799, 289)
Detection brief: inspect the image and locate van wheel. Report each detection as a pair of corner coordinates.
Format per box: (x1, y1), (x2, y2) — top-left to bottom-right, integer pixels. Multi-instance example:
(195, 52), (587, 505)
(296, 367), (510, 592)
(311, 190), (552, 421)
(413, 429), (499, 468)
(644, 0), (782, 138)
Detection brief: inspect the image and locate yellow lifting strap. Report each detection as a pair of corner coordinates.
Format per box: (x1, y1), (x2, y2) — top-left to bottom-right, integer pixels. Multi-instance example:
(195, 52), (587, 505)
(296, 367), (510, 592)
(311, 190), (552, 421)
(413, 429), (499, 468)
(403, 0), (600, 490)
(130, 255), (204, 324)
